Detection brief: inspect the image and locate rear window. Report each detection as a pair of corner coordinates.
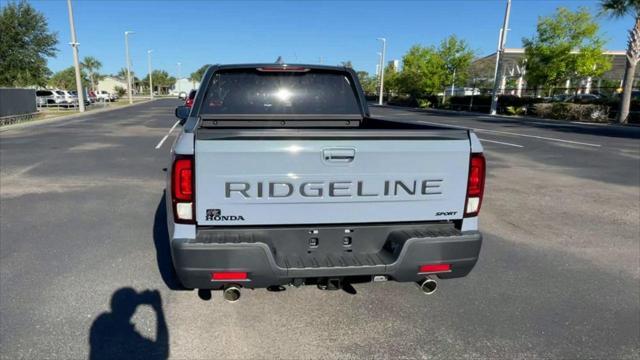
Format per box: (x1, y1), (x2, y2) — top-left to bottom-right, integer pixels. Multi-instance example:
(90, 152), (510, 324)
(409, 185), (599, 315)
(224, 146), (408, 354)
(199, 69), (361, 116)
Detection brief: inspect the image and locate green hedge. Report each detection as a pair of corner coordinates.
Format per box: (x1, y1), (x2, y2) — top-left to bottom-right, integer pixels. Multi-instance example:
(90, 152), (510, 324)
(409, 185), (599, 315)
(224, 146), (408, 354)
(532, 103), (610, 122)
(387, 94), (639, 123)
(447, 95), (547, 113)
(387, 95), (440, 108)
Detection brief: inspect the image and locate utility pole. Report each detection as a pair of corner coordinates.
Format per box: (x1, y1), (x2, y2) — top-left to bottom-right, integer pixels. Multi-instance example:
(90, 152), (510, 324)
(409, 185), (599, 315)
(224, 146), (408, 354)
(66, 0), (85, 112)
(377, 37), (386, 105)
(125, 31), (134, 104)
(489, 0), (512, 115)
(147, 50), (153, 100)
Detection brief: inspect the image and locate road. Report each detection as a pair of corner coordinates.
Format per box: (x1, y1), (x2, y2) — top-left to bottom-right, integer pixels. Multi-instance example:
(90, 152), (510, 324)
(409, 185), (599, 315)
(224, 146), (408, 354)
(1, 99), (639, 359)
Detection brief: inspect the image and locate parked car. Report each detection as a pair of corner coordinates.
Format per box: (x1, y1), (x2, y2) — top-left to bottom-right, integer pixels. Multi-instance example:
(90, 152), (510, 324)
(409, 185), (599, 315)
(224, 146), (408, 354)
(169, 64), (486, 301)
(96, 90), (116, 102)
(35, 90), (65, 106)
(565, 94), (600, 104)
(87, 90), (98, 103)
(56, 90), (78, 106)
(185, 89), (197, 108)
(178, 91), (187, 100)
(550, 94), (571, 102)
(82, 88), (97, 103)
(69, 91), (90, 106)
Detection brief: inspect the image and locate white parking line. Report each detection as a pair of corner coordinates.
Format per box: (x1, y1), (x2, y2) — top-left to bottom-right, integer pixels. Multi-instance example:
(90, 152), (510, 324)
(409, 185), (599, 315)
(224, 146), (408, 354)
(155, 120), (180, 149)
(475, 128), (601, 147)
(418, 120), (601, 147)
(478, 138), (524, 148)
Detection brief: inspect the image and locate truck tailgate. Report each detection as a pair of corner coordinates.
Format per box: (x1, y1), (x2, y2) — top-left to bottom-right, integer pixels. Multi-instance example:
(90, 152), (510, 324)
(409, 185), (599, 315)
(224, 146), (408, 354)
(194, 132), (470, 226)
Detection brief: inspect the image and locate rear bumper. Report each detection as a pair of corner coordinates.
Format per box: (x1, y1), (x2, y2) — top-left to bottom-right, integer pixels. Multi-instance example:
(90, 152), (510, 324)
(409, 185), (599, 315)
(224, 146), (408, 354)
(171, 222), (482, 289)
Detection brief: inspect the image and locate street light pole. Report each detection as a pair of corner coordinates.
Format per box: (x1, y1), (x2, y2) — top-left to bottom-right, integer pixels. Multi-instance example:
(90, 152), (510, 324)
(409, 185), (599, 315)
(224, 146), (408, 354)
(66, 0), (85, 112)
(377, 38), (386, 105)
(125, 31), (134, 104)
(489, 0), (512, 115)
(147, 50), (153, 100)
(451, 69), (456, 97)
(177, 62), (182, 93)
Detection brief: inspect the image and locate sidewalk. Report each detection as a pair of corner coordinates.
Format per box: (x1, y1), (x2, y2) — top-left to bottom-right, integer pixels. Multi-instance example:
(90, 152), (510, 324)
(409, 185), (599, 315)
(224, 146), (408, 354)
(0, 98), (155, 131)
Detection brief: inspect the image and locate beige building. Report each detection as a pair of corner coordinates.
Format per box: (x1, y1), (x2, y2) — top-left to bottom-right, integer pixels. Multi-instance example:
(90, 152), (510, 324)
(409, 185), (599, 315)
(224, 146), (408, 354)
(96, 76), (128, 94)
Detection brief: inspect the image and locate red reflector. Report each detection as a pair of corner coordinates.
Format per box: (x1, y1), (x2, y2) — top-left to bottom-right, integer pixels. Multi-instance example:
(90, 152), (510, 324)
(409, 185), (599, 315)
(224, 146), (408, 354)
(212, 272), (248, 281)
(419, 264), (451, 273)
(172, 158), (193, 201)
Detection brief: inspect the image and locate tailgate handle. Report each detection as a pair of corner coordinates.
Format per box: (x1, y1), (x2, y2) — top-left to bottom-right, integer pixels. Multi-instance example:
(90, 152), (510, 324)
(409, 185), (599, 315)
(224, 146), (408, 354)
(323, 148), (355, 163)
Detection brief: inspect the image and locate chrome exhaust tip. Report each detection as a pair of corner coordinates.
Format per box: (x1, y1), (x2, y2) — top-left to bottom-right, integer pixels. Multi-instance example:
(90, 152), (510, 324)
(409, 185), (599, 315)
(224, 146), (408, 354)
(223, 285), (241, 302)
(419, 277), (438, 295)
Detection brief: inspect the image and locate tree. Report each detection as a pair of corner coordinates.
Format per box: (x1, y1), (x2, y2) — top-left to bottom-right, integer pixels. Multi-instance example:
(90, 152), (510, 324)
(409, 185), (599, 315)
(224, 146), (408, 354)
(438, 35), (475, 89)
(467, 58), (495, 93)
(82, 56), (102, 92)
(523, 7), (612, 96)
(397, 45), (447, 97)
(575, 45), (612, 83)
(141, 70), (175, 94)
(600, 0), (640, 123)
(48, 66), (89, 90)
(117, 67), (132, 79)
(383, 63), (401, 97)
(190, 64), (211, 83)
(356, 71), (377, 95)
(114, 86), (126, 97)
(340, 60), (353, 68)
(0, 0), (58, 87)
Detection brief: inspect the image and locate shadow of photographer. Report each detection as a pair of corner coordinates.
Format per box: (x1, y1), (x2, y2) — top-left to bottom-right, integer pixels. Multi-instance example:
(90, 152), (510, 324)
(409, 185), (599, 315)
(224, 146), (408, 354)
(89, 288), (169, 360)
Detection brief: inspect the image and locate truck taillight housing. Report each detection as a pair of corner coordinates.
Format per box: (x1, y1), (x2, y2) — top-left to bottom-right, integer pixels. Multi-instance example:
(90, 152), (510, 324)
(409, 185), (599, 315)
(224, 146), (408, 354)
(464, 153), (485, 217)
(172, 155), (195, 224)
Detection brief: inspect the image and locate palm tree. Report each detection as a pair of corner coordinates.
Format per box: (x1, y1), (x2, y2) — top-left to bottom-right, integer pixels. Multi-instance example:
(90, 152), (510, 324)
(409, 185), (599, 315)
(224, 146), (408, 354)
(117, 67), (126, 79)
(82, 56), (102, 92)
(600, 0), (640, 124)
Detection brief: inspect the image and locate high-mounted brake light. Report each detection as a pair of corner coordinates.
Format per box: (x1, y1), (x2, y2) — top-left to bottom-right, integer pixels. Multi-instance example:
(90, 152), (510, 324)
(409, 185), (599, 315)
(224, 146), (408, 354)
(464, 153), (486, 217)
(257, 66), (310, 72)
(172, 156), (194, 223)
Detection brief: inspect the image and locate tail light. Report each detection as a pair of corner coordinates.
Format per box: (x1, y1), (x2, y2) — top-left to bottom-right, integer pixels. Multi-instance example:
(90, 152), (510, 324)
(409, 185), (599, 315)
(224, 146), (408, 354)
(464, 153), (485, 217)
(185, 98), (194, 108)
(172, 155), (194, 224)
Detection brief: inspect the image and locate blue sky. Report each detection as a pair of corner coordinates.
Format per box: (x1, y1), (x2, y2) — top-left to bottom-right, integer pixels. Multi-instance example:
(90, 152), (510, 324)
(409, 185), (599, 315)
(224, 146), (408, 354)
(30, 0), (632, 78)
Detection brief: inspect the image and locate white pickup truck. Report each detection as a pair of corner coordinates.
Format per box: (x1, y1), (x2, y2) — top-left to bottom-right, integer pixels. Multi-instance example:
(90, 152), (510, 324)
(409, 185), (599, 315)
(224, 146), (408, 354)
(168, 64), (485, 301)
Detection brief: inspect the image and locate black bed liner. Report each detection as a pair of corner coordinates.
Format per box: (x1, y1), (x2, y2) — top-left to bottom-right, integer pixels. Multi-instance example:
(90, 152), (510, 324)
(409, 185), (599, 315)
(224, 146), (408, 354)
(195, 116), (470, 141)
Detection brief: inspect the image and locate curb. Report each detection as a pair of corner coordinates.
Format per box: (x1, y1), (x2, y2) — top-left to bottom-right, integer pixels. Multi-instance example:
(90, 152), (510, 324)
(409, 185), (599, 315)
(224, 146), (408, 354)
(376, 104), (640, 129)
(0, 99), (156, 132)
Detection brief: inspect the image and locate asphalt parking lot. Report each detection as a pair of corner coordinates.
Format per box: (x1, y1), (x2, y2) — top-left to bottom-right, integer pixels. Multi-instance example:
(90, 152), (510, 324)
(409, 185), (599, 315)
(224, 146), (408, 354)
(1, 99), (638, 359)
